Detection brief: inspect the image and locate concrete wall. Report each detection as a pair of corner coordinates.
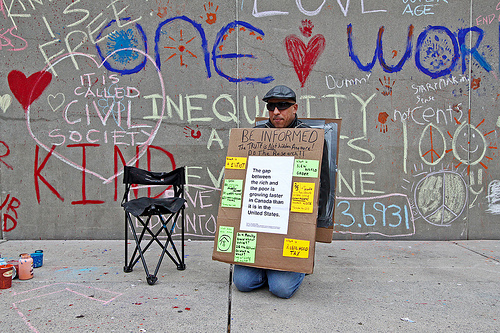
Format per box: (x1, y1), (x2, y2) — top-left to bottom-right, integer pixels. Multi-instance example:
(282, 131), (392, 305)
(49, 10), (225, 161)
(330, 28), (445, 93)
(1, 0), (499, 240)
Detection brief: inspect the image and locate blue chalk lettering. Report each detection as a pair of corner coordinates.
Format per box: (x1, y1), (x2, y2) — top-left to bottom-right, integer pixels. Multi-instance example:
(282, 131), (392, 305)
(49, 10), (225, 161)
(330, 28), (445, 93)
(458, 27), (492, 73)
(212, 21), (273, 83)
(415, 25), (459, 79)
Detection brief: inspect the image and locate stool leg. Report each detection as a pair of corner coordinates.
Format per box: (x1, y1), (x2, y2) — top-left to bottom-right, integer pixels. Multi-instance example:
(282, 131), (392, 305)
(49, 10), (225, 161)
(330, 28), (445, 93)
(127, 216), (153, 280)
(147, 275), (158, 285)
(124, 213), (131, 272)
(181, 206), (185, 269)
(126, 217), (149, 271)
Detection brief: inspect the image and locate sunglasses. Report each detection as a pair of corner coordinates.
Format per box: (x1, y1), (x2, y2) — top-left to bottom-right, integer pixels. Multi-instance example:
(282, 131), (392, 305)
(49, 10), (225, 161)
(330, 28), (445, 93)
(266, 102), (295, 111)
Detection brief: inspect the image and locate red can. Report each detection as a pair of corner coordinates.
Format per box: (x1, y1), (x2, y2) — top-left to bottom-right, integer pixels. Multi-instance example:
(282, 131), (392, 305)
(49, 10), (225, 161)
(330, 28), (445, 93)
(0, 264), (13, 289)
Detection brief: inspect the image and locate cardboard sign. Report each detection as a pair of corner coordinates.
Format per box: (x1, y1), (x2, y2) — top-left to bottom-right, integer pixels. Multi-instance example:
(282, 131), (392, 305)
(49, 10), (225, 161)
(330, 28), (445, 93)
(252, 118), (342, 243)
(212, 128), (324, 274)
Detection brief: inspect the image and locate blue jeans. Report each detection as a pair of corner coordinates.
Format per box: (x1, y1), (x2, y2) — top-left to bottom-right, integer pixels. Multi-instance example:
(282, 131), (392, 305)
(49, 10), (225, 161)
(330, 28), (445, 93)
(233, 265), (305, 299)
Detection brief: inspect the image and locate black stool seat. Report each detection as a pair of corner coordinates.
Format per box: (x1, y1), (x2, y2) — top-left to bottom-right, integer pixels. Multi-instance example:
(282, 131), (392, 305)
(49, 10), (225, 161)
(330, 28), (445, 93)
(123, 197), (186, 217)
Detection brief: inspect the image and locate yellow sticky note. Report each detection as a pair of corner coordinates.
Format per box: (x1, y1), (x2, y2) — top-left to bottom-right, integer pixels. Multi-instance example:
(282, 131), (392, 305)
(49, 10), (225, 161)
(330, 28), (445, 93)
(225, 157), (247, 169)
(291, 182), (315, 213)
(283, 238), (310, 258)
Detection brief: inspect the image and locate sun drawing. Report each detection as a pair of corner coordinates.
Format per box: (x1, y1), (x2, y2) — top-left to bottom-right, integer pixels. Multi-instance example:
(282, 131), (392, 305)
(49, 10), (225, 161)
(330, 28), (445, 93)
(163, 29), (198, 67)
(446, 109), (496, 175)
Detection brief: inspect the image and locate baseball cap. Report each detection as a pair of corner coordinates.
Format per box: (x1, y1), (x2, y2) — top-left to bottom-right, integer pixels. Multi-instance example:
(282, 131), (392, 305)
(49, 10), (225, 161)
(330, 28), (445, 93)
(262, 85), (296, 102)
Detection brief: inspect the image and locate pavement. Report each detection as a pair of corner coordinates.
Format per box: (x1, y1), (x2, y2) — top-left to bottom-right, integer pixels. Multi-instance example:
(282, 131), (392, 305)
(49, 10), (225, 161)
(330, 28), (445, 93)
(0, 239), (498, 333)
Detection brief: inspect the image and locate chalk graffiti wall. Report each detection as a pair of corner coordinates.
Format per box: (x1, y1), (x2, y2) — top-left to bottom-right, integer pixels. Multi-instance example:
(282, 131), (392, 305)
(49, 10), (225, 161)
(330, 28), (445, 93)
(1, 0), (499, 240)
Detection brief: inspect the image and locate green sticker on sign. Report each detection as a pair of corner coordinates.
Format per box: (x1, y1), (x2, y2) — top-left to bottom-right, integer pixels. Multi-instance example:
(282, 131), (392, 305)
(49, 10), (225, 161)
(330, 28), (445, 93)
(293, 159), (320, 178)
(220, 179), (243, 208)
(217, 226), (234, 252)
(234, 232), (257, 263)
(221, 179), (243, 208)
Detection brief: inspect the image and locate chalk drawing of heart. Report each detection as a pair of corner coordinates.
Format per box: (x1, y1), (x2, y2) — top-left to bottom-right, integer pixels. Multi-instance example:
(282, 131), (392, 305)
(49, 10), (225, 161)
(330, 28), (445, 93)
(26, 49), (166, 183)
(284, 34), (326, 87)
(8, 70), (52, 110)
(47, 93), (65, 112)
(0, 94), (12, 113)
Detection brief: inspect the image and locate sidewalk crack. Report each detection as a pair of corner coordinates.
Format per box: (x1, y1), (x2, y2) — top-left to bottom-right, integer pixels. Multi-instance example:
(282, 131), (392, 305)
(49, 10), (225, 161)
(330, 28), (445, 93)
(227, 264), (233, 333)
(452, 242), (500, 263)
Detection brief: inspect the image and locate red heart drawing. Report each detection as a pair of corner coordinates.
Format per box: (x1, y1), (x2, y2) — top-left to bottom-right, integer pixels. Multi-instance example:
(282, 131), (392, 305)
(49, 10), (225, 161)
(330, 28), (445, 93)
(285, 34), (326, 87)
(8, 70), (52, 111)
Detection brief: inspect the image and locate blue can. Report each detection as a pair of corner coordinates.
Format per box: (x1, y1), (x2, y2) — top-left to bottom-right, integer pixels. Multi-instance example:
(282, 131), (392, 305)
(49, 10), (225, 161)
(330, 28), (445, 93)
(30, 250), (43, 268)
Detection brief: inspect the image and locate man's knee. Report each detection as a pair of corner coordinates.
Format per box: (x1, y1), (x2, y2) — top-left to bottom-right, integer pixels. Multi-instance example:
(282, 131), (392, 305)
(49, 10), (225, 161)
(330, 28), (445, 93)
(233, 265), (265, 292)
(233, 273), (253, 292)
(267, 272), (305, 298)
(268, 284), (296, 299)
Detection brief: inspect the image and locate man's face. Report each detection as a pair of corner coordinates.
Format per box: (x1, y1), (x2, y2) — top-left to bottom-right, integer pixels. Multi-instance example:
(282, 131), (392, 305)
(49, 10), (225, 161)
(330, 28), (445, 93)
(267, 98), (298, 128)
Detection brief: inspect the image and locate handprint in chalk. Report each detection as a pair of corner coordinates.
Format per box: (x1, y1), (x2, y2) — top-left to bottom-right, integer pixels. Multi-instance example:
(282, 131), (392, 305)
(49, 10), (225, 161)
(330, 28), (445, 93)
(299, 20), (314, 38)
(376, 112), (392, 133)
(184, 125), (201, 139)
(376, 76), (395, 96)
(200, 2), (219, 25)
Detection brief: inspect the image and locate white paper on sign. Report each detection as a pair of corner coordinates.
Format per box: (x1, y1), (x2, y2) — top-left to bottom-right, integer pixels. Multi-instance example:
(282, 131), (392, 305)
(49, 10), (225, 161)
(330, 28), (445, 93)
(240, 156), (294, 234)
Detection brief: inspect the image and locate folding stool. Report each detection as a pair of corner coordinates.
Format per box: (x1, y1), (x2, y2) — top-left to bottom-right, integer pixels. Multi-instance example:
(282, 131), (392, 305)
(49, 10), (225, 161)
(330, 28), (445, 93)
(121, 166), (186, 285)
